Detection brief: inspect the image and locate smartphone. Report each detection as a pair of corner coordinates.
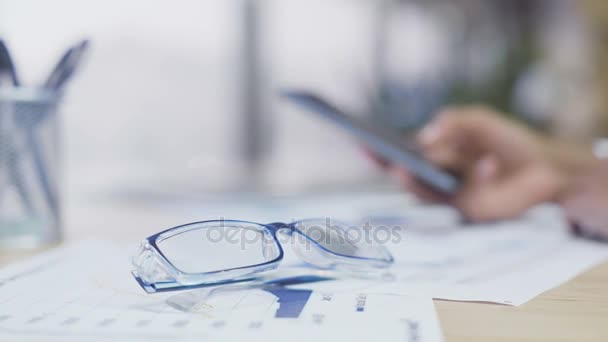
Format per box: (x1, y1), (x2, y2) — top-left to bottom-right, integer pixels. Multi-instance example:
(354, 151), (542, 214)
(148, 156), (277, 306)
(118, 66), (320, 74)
(281, 90), (461, 194)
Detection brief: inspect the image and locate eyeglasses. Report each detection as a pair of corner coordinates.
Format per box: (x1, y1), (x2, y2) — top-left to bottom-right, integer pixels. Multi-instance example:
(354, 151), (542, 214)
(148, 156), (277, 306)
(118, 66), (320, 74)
(131, 219), (394, 293)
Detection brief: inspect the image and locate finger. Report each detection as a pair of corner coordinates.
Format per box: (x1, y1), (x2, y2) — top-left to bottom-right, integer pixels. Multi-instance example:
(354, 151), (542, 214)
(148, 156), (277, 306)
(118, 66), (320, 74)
(417, 108), (492, 169)
(418, 106), (502, 152)
(422, 143), (470, 171)
(418, 108), (477, 147)
(453, 165), (563, 222)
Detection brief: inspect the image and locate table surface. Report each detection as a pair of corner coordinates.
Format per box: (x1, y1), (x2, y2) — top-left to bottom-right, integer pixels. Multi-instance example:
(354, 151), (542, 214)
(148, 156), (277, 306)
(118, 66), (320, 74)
(1, 197), (607, 342)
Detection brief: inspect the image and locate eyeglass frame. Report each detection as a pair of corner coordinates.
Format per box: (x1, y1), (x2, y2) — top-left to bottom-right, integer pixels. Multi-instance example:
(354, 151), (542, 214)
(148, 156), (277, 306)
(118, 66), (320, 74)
(131, 219), (394, 293)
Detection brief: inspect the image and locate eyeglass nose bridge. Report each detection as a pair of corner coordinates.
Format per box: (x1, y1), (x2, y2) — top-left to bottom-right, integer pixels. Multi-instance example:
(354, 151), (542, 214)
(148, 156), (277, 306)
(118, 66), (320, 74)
(265, 222), (295, 236)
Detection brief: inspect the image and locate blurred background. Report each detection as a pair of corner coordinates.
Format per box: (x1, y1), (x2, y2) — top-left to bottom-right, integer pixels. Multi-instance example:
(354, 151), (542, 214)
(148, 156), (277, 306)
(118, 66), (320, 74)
(1, 0), (607, 201)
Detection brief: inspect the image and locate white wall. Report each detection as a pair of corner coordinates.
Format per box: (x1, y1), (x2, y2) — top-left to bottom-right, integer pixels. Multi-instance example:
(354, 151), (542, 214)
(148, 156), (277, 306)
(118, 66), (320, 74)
(0, 0), (389, 196)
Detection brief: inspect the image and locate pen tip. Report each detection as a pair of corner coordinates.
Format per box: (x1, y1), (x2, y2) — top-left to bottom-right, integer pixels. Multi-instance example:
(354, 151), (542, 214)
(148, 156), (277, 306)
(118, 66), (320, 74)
(79, 39), (90, 49)
(279, 89), (296, 99)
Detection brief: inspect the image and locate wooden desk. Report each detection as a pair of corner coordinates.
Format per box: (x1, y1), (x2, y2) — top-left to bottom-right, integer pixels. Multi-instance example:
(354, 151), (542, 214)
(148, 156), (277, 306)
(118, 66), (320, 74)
(436, 261), (608, 341)
(1, 198), (607, 342)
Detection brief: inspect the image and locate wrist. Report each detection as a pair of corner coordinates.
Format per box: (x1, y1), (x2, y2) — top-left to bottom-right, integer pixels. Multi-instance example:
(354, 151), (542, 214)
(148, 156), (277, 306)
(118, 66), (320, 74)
(541, 137), (598, 176)
(539, 138), (600, 202)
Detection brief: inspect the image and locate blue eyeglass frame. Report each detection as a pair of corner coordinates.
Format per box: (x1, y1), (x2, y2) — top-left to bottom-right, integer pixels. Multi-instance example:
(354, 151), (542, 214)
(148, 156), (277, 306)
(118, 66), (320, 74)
(131, 219), (394, 293)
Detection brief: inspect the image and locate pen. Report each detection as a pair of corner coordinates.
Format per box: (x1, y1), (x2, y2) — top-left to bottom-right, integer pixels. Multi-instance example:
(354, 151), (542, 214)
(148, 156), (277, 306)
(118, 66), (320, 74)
(0, 40), (19, 85)
(22, 39), (90, 220)
(0, 40), (34, 215)
(44, 40), (89, 91)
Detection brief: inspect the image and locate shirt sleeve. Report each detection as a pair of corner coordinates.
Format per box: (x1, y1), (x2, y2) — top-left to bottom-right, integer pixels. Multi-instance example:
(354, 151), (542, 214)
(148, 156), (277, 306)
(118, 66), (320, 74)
(594, 139), (608, 159)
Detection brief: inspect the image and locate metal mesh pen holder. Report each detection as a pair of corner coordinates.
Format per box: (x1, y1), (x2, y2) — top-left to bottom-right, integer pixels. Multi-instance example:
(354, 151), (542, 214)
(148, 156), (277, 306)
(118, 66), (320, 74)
(0, 87), (61, 249)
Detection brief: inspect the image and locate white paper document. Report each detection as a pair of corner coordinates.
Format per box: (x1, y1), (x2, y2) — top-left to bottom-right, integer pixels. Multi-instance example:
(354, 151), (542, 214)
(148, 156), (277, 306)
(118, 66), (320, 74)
(289, 206), (608, 305)
(0, 242), (444, 341)
(158, 193), (608, 306)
